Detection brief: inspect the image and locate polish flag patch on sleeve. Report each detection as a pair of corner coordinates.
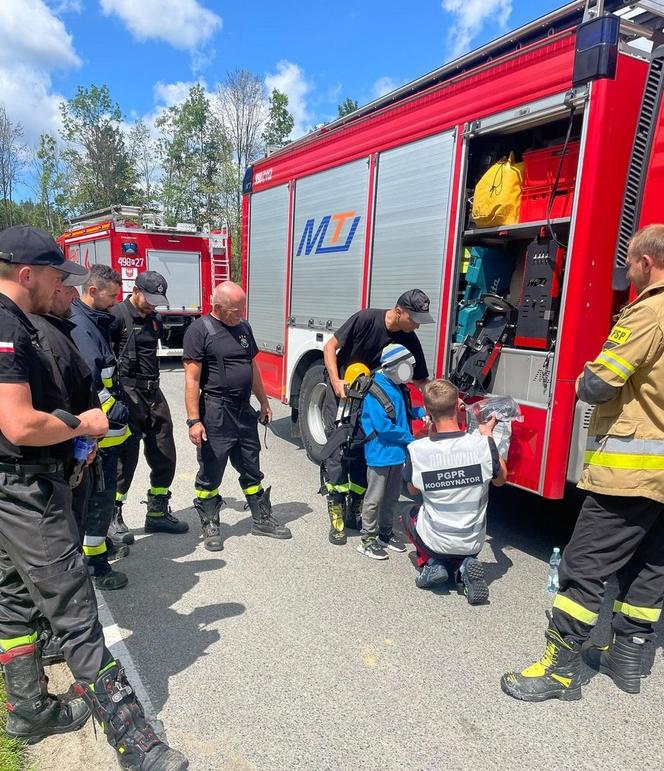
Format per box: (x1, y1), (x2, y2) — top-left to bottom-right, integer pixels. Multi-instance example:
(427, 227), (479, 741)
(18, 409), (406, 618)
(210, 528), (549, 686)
(0, 342), (15, 353)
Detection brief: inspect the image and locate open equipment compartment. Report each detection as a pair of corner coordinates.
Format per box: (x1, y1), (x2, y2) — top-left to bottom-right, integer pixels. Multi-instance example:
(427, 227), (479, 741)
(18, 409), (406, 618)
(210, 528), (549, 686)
(449, 108), (585, 406)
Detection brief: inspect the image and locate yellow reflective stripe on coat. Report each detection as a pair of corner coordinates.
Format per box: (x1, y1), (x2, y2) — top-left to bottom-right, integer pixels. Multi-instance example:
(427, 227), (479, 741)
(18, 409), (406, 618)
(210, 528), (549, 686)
(613, 600), (661, 622)
(0, 632), (38, 651)
(595, 350), (635, 381)
(100, 366), (115, 388)
(99, 425), (132, 448)
(553, 594), (598, 625)
(584, 436), (664, 470)
(101, 395), (116, 414)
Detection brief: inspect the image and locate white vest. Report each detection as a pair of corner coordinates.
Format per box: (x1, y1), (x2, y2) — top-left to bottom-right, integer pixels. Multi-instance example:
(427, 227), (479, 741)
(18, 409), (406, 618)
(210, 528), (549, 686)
(408, 432), (496, 556)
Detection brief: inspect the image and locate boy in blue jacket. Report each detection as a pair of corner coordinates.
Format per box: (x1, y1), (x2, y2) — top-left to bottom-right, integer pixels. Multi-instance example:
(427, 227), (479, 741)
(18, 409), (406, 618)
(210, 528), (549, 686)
(357, 344), (425, 560)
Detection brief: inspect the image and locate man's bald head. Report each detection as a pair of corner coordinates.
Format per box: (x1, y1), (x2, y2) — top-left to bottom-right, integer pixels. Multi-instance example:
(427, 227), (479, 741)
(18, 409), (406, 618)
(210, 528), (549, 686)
(212, 281), (246, 326)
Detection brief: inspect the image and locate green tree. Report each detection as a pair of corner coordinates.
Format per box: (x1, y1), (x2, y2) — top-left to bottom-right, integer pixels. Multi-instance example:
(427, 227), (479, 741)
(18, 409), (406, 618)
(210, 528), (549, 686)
(128, 119), (159, 209)
(156, 83), (228, 227)
(60, 85), (139, 213)
(32, 134), (69, 234)
(337, 97), (359, 118)
(0, 105), (26, 227)
(262, 89), (294, 152)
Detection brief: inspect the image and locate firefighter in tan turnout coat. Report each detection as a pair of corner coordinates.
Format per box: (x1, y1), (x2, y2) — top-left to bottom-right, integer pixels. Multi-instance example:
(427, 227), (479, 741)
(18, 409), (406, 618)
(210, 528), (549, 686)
(501, 223), (664, 702)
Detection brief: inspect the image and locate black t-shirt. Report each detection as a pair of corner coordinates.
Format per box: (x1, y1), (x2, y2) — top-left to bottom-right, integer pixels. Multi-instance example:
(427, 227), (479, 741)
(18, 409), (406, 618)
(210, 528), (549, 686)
(0, 294), (72, 462)
(335, 308), (429, 380)
(110, 298), (162, 380)
(183, 315), (258, 401)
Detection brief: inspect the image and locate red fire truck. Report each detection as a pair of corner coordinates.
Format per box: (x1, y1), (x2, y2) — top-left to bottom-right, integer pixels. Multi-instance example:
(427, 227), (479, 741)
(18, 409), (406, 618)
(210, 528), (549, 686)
(242, 0), (664, 499)
(58, 205), (231, 355)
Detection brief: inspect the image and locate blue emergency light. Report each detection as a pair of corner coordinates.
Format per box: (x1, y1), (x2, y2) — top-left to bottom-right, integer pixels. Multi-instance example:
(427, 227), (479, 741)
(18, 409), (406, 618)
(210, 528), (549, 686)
(572, 14), (620, 87)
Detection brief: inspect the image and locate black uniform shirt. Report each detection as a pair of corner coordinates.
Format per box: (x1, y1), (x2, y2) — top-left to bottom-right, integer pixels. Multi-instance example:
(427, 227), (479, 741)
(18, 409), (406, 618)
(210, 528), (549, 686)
(29, 314), (97, 415)
(0, 293), (72, 462)
(335, 308), (429, 379)
(110, 298), (162, 380)
(183, 315), (258, 401)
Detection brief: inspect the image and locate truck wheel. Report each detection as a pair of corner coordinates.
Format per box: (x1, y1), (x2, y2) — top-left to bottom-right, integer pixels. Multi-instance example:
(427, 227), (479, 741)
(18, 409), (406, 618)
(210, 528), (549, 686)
(298, 362), (328, 464)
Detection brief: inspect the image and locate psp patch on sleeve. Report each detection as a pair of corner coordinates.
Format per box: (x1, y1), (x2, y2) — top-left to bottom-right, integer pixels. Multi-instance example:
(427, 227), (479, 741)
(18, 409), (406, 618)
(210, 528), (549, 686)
(607, 326), (632, 344)
(421, 464), (483, 491)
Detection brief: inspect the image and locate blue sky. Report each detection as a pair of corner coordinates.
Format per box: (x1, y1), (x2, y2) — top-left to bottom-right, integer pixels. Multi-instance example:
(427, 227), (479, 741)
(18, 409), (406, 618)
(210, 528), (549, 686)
(1, 0), (563, 152)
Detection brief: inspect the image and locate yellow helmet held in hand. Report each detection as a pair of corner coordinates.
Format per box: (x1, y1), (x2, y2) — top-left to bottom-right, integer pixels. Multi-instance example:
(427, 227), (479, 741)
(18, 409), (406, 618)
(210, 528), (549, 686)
(343, 362), (370, 386)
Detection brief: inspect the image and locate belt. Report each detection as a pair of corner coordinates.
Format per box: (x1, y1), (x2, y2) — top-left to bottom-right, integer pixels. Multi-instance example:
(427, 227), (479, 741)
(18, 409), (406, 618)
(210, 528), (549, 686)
(121, 377), (160, 391)
(203, 393), (250, 406)
(0, 460), (66, 475)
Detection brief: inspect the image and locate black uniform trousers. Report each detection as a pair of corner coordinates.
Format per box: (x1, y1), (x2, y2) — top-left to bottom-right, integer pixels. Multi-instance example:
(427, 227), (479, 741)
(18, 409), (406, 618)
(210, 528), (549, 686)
(321, 382), (367, 496)
(554, 492), (664, 642)
(195, 396), (264, 495)
(0, 470), (111, 681)
(84, 448), (120, 548)
(117, 384), (176, 496)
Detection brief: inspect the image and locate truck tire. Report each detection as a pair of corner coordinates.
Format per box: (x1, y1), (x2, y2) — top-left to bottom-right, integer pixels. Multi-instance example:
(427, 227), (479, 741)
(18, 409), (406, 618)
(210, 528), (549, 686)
(298, 362), (329, 464)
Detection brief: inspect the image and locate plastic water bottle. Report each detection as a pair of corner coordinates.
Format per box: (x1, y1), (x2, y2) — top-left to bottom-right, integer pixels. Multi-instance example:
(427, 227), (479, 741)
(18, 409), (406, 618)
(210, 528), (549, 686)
(547, 547), (561, 594)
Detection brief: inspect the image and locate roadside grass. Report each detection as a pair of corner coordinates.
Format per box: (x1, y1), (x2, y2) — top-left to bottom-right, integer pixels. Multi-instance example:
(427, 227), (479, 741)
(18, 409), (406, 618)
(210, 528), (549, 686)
(0, 672), (25, 771)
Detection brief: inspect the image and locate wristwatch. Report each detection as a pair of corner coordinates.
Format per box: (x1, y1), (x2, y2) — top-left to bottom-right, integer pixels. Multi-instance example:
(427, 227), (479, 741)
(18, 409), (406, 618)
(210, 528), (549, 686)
(186, 418), (201, 428)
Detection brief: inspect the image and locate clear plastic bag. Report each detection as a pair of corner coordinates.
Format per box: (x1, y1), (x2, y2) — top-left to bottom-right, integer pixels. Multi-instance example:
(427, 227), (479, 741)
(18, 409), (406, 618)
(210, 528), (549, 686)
(469, 396), (523, 424)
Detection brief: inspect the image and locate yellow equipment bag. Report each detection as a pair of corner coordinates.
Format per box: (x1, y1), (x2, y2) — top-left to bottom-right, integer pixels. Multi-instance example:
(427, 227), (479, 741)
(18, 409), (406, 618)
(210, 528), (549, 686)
(471, 152), (524, 228)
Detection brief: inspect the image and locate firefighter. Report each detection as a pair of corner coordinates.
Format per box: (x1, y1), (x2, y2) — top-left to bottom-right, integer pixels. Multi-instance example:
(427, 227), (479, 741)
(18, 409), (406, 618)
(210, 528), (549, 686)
(0, 226), (188, 768)
(68, 264), (133, 590)
(183, 281), (291, 551)
(321, 289), (432, 544)
(502, 224), (664, 702)
(110, 271), (187, 534)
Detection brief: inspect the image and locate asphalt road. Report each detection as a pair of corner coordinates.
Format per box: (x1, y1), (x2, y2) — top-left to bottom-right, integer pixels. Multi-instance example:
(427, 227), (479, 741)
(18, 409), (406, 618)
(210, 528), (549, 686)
(99, 364), (664, 771)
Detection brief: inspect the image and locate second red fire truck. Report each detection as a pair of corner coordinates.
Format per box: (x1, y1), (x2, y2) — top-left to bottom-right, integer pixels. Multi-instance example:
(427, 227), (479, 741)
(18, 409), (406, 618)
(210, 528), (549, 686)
(241, 0), (664, 500)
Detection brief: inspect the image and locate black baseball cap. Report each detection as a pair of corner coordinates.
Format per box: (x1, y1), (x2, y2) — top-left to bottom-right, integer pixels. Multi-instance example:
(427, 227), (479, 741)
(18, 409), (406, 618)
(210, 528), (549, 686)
(396, 288), (434, 324)
(136, 270), (169, 306)
(0, 225), (88, 283)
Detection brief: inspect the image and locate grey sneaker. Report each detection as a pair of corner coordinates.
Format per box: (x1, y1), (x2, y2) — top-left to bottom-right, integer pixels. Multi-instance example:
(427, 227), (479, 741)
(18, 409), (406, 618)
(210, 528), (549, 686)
(376, 532), (407, 552)
(416, 559), (449, 589)
(356, 538), (388, 560)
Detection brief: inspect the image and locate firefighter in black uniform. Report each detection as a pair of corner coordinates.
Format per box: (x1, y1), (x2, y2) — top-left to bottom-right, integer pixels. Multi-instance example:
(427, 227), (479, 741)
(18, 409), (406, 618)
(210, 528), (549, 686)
(69, 264), (133, 590)
(321, 289), (432, 544)
(183, 281), (291, 550)
(0, 226), (187, 769)
(110, 270), (187, 534)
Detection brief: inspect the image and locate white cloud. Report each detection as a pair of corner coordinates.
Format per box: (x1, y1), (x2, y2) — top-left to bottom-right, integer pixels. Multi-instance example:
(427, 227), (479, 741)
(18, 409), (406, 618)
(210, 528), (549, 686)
(371, 76), (398, 100)
(99, 0), (222, 50)
(47, 0), (83, 12)
(0, 0), (82, 145)
(153, 80), (204, 108)
(442, 0), (512, 59)
(264, 61), (313, 138)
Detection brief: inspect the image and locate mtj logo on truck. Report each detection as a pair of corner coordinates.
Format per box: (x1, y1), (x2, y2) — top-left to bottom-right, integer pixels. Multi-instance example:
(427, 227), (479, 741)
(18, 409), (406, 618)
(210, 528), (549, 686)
(296, 211), (361, 256)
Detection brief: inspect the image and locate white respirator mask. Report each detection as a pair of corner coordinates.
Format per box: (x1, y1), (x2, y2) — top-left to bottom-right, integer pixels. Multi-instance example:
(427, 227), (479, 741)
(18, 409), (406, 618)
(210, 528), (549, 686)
(384, 360), (414, 385)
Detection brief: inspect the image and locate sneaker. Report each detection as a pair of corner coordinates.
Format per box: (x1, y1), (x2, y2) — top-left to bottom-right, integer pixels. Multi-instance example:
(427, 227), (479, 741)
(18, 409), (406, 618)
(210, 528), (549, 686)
(460, 557), (489, 605)
(356, 538), (388, 560)
(416, 559), (449, 589)
(376, 532), (407, 553)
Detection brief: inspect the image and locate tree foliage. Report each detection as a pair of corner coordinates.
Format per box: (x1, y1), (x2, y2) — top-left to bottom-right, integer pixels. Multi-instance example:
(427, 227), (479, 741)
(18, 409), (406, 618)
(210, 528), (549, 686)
(60, 85), (140, 212)
(0, 106), (26, 228)
(337, 97), (359, 118)
(262, 89), (294, 152)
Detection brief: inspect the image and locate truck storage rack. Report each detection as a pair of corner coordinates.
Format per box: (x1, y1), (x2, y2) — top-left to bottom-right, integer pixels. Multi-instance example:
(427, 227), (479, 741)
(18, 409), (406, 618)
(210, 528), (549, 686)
(463, 217), (571, 243)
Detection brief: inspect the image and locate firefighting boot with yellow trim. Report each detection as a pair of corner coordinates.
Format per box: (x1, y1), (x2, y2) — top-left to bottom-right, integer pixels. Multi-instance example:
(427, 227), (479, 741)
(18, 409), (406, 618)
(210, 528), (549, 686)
(245, 487), (292, 539)
(327, 494), (346, 545)
(501, 618), (582, 702)
(582, 636), (645, 694)
(73, 660), (188, 770)
(1, 642), (90, 744)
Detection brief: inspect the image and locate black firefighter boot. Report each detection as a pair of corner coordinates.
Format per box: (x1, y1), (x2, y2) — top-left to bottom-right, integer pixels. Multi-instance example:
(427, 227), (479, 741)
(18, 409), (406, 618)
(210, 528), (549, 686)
(73, 660), (188, 770)
(583, 635), (646, 694)
(245, 487), (292, 539)
(193, 494), (224, 551)
(37, 620), (65, 665)
(500, 614), (583, 702)
(144, 491), (189, 535)
(344, 492), (363, 531)
(110, 500), (135, 545)
(0, 642), (90, 744)
(327, 494), (346, 545)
